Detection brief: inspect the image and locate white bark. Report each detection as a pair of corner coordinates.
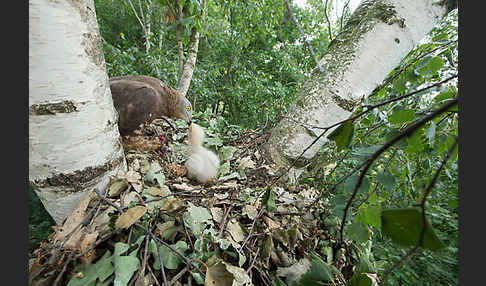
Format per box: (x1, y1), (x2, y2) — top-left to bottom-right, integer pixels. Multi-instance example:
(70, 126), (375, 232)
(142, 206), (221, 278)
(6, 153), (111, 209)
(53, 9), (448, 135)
(29, 0), (127, 224)
(264, 0), (451, 181)
(177, 0), (207, 97)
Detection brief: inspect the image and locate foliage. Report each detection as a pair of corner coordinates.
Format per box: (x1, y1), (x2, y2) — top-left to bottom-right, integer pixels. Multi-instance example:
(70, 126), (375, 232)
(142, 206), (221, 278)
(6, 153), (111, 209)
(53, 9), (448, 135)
(302, 8), (458, 286)
(28, 187), (55, 253)
(28, 1), (458, 285)
(95, 0), (332, 129)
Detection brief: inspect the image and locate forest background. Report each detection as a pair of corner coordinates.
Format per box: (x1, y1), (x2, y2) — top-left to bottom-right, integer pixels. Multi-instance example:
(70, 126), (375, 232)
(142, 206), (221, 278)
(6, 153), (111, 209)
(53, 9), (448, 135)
(28, 0), (459, 285)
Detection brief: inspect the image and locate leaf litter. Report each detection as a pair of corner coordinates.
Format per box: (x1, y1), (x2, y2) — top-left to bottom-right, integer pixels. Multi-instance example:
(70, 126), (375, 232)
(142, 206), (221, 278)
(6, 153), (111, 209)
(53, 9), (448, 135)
(29, 118), (358, 286)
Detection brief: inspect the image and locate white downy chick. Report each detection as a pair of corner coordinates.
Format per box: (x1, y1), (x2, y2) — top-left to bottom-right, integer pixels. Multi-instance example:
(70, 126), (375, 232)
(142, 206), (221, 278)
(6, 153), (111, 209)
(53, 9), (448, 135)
(185, 123), (220, 183)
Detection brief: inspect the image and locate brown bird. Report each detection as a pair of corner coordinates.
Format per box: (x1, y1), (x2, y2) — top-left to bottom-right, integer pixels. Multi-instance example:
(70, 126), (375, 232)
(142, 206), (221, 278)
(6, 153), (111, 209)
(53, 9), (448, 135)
(109, 75), (193, 135)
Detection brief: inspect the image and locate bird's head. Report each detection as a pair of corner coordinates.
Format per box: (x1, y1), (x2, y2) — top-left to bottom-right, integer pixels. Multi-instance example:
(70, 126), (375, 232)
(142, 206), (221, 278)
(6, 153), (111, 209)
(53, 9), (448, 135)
(174, 96), (193, 125)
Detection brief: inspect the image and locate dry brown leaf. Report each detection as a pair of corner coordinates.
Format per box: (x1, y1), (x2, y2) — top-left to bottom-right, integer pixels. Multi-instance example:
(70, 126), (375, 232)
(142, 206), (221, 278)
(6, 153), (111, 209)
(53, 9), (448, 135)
(53, 191), (96, 243)
(115, 206), (147, 229)
(169, 162), (187, 177)
(226, 219), (245, 242)
(172, 183), (197, 192)
(242, 205), (258, 220)
(160, 197), (185, 212)
(205, 262), (234, 286)
(121, 170), (142, 183)
(210, 207), (224, 224)
(238, 156), (256, 170)
(264, 216), (281, 230)
(79, 231), (99, 264)
(145, 186), (168, 197)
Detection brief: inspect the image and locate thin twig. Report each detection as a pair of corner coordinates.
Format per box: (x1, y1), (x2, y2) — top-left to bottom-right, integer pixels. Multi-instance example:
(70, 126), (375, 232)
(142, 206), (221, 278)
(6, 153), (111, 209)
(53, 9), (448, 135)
(218, 204), (234, 238)
(284, 0), (323, 72)
(246, 247), (261, 273)
(124, 0), (145, 31)
(52, 229), (88, 286)
(323, 0), (333, 40)
(92, 189), (206, 279)
(135, 223), (206, 280)
(379, 137), (457, 285)
(168, 266), (189, 286)
(156, 242), (168, 286)
(129, 235), (150, 286)
(147, 263), (162, 286)
(340, 0), (351, 32)
(239, 208), (265, 253)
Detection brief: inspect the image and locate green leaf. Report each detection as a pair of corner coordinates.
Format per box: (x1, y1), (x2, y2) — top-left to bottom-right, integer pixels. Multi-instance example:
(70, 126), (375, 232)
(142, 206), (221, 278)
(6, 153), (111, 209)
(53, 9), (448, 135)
(381, 208), (445, 251)
(347, 273), (379, 286)
(112, 242), (140, 286)
(417, 56), (444, 75)
(114, 242), (130, 256)
(219, 146), (237, 161)
(332, 204), (345, 219)
(95, 250), (115, 282)
(263, 188), (276, 212)
(275, 277), (286, 286)
(298, 253), (334, 285)
(376, 171), (395, 191)
(405, 128), (425, 154)
(183, 203), (213, 236)
(355, 253), (376, 274)
(346, 220), (370, 243)
(426, 121), (437, 146)
(67, 263), (99, 286)
(433, 89), (455, 104)
(363, 204), (381, 228)
(145, 161), (165, 188)
(388, 109), (415, 124)
(150, 239), (189, 270)
(206, 136), (224, 148)
(114, 255), (139, 286)
(393, 74), (407, 94)
(328, 121), (354, 150)
(344, 175), (370, 194)
(351, 145), (382, 160)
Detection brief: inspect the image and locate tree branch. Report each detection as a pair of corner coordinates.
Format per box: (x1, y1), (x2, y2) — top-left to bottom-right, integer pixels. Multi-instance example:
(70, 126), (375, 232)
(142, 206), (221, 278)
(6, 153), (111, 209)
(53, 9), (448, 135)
(338, 98), (458, 243)
(284, 0), (323, 72)
(379, 136), (458, 285)
(323, 0), (333, 40)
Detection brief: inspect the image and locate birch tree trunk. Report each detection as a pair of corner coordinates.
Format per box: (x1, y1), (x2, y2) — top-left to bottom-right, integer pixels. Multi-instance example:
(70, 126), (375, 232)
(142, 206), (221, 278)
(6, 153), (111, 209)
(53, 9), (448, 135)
(29, 0), (127, 225)
(264, 0), (454, 182)
(144, 0), (151, 54)
(176, 0), (207, 97)
(175, 0), (185, 82)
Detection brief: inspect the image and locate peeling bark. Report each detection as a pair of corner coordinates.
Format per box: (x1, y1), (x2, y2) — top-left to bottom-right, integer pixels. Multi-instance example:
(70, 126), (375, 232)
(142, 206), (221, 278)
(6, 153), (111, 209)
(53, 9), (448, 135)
(29, 0), (127, 224)
(264, 0), (452, 182)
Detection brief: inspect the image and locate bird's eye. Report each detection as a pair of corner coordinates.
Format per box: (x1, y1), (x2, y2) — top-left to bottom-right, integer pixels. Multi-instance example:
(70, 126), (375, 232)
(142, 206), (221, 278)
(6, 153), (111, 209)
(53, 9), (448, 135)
(186, 106), (191, 111)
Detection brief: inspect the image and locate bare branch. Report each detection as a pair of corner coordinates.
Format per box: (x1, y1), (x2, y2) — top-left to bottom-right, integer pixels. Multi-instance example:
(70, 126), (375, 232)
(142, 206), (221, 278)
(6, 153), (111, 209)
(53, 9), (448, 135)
(175, 0), (185, 81)
(124, 0), (145, 33)
(323, 0), (333, 40)
(340, 0), (351, 31)
(284, 0), (324, 72)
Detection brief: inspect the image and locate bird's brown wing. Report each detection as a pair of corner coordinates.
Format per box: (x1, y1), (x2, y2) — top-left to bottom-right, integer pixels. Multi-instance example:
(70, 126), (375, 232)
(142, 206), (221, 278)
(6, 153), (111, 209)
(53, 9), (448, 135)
(109, 79), (160, 135)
